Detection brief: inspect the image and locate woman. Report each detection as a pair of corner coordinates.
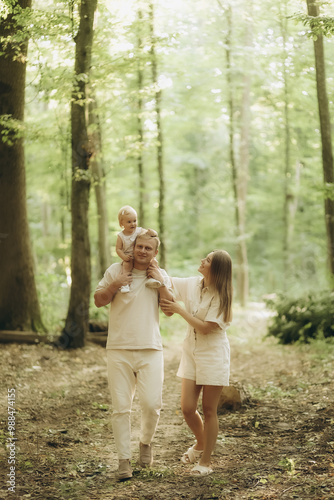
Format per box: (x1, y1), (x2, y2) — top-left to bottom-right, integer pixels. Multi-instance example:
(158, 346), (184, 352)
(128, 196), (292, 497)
(160, 250), (232, 476)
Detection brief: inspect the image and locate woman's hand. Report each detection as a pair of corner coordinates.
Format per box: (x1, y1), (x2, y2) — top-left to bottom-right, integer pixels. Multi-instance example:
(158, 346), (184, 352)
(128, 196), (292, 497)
(161, 298), (219, 335)
(160, 298), (182, 315)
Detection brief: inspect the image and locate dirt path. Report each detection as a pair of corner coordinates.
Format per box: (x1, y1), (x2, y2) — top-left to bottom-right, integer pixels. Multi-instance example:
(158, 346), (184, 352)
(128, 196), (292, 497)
(1, 305), (334, 499)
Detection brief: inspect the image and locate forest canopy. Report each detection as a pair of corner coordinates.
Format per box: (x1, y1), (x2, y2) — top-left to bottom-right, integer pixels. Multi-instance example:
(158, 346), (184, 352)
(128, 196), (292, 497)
(1, 0), (334, 336)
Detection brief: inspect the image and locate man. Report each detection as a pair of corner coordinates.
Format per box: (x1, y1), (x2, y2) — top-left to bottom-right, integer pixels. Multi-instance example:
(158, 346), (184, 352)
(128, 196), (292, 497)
(94, 228), (173, 481)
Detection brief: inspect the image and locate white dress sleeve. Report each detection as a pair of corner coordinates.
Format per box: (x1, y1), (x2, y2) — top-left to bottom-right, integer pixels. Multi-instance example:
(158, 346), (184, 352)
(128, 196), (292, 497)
(171, 276), (199, 302)
(204, 295), (230, 330)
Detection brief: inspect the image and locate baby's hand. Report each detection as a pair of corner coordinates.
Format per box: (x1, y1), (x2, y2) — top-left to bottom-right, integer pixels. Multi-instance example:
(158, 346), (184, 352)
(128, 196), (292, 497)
(124, 255), (133, 262)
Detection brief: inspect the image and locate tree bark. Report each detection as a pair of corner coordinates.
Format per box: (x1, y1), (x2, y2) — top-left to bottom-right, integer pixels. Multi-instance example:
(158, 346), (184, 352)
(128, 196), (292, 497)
(136, 8), (146, 228)
(224, 2), (250, 306)
(306, 0), (334, 285)
(0, 331), (47, 344)
(59, 133), (70, 243)
(59, 0), (97, 348)
(0, 0), (45, 332)
(149, 2), (166, 268)
(89, 95), (110, 277)
(280, 0), (296, 287)
(237, 22), (251, 307)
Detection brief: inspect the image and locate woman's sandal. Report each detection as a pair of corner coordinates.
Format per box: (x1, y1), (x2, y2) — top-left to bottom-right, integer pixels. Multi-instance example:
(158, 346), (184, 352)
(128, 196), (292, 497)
(181, 444), (203, 464)
(191, 464), (213, 476)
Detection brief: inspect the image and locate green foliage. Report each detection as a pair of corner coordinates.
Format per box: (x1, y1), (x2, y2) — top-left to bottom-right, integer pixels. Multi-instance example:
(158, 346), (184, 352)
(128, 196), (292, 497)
(91, 402), (109, 411)
(134, 466), (175, 481)
(0, 114), (25, 145)
(266, 291), (334, 344)
(290, 13), (334, 39)
(324, 182), (334, 201)
(0, 0), (13, 20)
(12, 0), (334, 330)
(278, 457), (296, 475)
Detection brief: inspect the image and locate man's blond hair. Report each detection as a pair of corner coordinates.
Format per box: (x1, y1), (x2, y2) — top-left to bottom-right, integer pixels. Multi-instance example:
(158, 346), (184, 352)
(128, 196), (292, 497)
(134, 228), (160, 251)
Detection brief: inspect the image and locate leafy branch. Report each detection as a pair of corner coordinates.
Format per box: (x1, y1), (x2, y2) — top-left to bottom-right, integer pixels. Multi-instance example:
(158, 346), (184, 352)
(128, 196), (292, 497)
(0, 115), (25, 146)
(290, 12), (334, 39)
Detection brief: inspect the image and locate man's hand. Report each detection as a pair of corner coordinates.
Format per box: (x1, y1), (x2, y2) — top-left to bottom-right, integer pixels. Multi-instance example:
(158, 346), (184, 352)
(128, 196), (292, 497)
(94, 271), (132, 307)
(114, 271), (132, 288)
(147, 261), (164, 283)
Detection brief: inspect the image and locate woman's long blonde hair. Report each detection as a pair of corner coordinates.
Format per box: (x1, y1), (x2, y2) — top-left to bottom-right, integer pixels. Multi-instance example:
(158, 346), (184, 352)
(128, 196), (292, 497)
(209, 250), (233, 323)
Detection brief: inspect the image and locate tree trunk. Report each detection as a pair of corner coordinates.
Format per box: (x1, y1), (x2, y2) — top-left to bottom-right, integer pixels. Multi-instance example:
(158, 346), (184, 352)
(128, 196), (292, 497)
(136, 8), (146, 228)
(306, 0), (334, 286)
(60, 0), (97, 348)
(60, 132), (70, 243)
(0, 0), (45, 332)
(280, 1), (301, 288)
(149, 2), (166, 268)
(224, 2), (250, 306)
(89, 95), (110, 277)
(280, 0), (293, 286)
(237, 20), (252, 307)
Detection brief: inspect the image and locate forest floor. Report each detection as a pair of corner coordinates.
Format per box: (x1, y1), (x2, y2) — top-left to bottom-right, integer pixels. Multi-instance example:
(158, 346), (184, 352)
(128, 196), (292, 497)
(1, 304), (334, 500)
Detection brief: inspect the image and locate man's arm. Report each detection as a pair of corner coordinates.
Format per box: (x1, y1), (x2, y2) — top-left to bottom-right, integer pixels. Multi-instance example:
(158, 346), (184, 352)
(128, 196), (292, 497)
(158, 285), (175, 316)
(94, 271), (132, 307)
(146, 262), (174, 316)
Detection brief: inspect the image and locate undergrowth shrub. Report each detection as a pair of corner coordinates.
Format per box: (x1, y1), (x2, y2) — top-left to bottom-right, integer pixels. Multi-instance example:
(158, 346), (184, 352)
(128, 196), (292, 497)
(265, 291), (334, 344)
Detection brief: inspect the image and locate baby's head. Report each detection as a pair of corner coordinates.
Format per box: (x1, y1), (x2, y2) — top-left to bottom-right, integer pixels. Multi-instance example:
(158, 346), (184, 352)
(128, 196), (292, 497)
(118, 205), (137, 229)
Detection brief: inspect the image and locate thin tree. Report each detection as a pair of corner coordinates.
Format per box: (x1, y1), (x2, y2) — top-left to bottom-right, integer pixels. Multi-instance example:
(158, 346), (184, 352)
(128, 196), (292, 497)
(136, 6), (146, 227)
(60, 0), (98, 348)
(0, 0), (45, 332)
(89, 94), (110, 277)
(149, 1), (166, 268)
(223, 0), (251, 306)
(279, 1), (301, 287)
(306, 0), (334, 286)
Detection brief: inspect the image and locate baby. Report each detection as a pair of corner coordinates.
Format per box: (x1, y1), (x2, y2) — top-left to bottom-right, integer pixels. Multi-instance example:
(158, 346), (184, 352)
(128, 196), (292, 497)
(116, 205), (161, 292)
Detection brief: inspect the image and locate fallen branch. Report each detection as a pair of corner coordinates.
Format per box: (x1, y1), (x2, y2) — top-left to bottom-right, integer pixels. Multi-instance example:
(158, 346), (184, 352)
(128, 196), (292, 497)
(0, 330), (108, 347)
(0, 330), (47, 344)
(86, 332), (107, 347)
(282, 483), (305, 495)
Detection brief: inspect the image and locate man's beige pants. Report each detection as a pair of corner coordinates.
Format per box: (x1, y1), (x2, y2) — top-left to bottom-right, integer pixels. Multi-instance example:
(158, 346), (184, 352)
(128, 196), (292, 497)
(107, 349), (164, 460)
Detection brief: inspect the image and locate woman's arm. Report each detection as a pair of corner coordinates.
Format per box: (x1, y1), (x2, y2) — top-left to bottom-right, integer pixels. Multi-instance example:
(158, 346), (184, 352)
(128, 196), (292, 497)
(160, 298), (219, 335)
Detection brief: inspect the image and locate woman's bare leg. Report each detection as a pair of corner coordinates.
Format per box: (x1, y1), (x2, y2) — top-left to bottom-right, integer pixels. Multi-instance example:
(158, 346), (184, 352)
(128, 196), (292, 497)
(199, 385), (223, 466)
(181, 378), (204, 450)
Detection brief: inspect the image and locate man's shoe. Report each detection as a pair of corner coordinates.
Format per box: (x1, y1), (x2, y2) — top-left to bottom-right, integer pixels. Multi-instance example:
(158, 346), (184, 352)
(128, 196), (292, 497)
(118, 459), (132, 481)
(139, 442), (153, 467)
